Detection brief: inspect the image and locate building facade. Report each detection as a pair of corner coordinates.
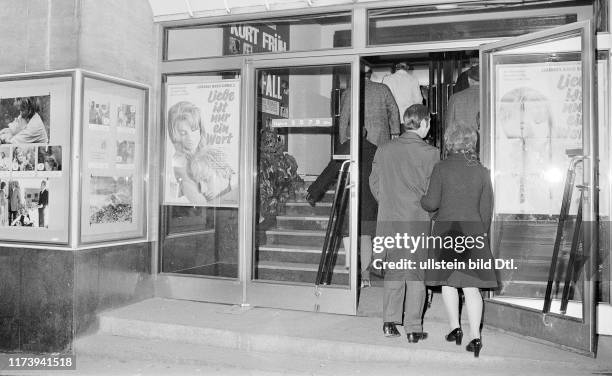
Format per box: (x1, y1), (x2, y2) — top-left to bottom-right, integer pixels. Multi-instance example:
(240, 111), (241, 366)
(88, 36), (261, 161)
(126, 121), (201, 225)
(0, 0), (610, 358)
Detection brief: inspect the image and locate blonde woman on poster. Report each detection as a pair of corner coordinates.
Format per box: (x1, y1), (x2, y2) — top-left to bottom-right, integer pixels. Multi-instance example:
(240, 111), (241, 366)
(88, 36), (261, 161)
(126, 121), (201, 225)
(167, 101), (235, 205)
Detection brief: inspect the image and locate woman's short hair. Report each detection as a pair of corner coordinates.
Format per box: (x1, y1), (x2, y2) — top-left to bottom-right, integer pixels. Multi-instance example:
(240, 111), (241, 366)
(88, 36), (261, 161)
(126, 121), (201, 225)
(403, 104), (430, 130)
(16, 97), (39, 121)
(167, 101), (202, 144)
(444, 121), (477, 153)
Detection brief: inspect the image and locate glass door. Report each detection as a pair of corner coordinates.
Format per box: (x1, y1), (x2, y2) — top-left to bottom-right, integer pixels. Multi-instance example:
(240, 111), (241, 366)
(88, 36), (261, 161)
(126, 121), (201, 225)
(157, 56), (246, 305)
(246, 55), (360, 314)
(481, 20), (597, 355)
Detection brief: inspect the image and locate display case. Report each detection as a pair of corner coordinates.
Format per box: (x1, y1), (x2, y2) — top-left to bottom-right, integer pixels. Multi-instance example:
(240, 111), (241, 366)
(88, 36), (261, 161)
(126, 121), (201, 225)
(0, 71), (149, 248)
(80, 75), (148, 243)
(0, 74), (73, 244)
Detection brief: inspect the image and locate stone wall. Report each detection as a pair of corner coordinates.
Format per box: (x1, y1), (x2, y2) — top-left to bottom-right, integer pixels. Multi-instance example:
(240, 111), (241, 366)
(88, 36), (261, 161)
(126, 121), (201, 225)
(0, 0), (157, 352)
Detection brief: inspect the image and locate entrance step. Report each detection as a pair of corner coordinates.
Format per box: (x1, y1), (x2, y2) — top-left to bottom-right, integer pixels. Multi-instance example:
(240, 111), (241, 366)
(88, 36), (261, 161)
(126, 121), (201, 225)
(276, 215), (330, 230)
(87, 298), (608, 372)
(256, 260), (348, 285)
(294, 189), (335, 203)
(497, 281), (551, 298)
(285, 201), (333, 216)
(265, 229), (327, 248)
(258, 244), (346, 265)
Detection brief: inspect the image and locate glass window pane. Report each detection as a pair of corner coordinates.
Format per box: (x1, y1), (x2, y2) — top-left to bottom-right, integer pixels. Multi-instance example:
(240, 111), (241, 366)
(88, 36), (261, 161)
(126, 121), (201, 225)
(368, 2), (592, 46)
(165, 13), (351, 60)
(161, 71), (241, 278)
(253, 64), (350, 286)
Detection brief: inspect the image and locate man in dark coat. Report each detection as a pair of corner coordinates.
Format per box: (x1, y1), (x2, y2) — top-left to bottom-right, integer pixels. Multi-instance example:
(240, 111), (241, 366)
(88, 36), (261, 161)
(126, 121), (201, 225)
(370, 104), (439, 342)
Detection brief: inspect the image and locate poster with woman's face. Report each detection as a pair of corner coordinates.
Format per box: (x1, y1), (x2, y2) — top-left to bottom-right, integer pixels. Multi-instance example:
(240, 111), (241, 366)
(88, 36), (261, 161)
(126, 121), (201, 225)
(163, 81), (241, 207)
(494, 61), (582, 215)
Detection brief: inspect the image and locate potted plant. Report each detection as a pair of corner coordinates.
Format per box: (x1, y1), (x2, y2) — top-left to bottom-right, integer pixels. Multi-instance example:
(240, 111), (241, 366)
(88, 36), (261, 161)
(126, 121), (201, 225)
(257, 123), (303, 228)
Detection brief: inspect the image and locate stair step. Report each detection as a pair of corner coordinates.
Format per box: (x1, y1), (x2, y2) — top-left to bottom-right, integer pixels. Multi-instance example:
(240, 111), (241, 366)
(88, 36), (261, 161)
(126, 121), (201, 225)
(256, 261), (348, 285)
(91, 298), (599, 368)
(265, 229), (328, 247)
(285, 202), (333, 216)
(258, 244), (346, 264)
(294, 189), (335, 203)
(277, 215), (330, 230)
(497, 281), (550, 298)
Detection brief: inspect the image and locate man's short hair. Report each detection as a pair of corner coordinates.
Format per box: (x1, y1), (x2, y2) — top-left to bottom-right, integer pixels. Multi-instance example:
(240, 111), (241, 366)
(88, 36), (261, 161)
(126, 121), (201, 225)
(467, 65), (479, 82)
(403, 104), (430, 130)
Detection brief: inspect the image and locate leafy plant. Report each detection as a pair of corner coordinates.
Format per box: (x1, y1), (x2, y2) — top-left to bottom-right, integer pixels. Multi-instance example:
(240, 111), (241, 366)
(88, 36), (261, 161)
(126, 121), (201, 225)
(258, 124), (303, 223)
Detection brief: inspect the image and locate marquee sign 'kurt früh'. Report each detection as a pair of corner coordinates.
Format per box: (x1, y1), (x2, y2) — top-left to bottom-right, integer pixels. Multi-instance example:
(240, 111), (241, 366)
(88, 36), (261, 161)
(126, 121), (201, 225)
(223, 24), (289, 55)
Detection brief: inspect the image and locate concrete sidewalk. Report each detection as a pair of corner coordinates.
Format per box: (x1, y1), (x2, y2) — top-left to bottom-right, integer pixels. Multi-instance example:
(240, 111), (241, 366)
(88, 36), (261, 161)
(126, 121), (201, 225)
(65, 297), (612, 375)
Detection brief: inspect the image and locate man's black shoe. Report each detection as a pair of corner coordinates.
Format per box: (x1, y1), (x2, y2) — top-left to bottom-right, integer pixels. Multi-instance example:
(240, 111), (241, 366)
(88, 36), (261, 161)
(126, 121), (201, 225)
(383, 322), (400, 337)
(407, 332), (428, 343)
(305, 193), (317, 207)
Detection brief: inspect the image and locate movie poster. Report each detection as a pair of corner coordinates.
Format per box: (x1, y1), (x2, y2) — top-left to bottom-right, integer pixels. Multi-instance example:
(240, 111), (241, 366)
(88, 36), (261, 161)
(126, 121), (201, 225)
(494, 61), (582, 215)
(164, 80), (240, 207)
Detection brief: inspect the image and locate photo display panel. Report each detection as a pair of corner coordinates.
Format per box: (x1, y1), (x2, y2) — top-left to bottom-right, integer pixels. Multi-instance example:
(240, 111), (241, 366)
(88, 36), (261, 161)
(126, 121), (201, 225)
(80, 77), (147, 243)
(0, 76), (72, 244)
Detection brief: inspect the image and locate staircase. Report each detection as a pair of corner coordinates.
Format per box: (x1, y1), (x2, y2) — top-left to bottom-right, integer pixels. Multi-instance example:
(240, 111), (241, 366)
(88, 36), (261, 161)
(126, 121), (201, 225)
(255, 186), (349, 286)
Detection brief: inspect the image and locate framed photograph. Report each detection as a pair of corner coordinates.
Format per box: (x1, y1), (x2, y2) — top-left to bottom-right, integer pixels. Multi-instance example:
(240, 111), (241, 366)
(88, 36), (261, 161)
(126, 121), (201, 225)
(88, 175), (134, 225)
(37, 145), (62, 175)
(80, 76), (147, 243)
(0, 95), (50, 144)
(0, 74), (72, 244)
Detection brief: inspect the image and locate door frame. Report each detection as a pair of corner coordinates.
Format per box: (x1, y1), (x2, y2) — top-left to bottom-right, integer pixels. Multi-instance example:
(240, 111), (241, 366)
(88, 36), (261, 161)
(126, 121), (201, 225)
(244, 54), (361, 315)
(479, 20), (598, 356)
(156, 55), (247, 304)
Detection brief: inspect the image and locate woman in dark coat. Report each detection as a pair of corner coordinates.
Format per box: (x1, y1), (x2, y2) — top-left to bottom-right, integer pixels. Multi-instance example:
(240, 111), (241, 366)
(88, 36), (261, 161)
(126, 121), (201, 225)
(420, 122), (497, 358)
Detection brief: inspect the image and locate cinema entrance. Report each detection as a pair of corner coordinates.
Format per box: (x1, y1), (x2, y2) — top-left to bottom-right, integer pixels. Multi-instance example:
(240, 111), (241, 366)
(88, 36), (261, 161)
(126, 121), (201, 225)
(156, 2), (607, 357)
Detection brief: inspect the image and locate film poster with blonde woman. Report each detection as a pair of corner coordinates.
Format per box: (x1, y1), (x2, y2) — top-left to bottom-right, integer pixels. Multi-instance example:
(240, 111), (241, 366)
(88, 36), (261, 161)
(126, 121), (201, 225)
(164, 80), (240, 207)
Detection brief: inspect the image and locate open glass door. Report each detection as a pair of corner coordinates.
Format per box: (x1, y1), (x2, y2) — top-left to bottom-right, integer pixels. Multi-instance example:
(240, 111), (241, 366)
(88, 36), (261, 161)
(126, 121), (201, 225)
(246, 55), (360, 314)
(481, 20), (597, 355)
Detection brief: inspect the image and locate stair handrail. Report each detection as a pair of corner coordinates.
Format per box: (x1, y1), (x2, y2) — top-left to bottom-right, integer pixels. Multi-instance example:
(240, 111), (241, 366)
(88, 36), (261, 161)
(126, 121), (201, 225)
(323, 166), (351, 285)
(543, 155), (584, 313)
(316, 160), (351, 287)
